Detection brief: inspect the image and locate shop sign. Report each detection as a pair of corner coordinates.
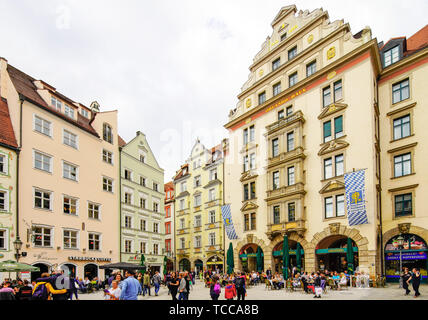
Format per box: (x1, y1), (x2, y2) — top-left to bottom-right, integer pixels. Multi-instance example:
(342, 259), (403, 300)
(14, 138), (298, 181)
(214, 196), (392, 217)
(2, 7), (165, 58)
(315, 248), (358, 254)
(68, 256), (112, 262)
(385, 252), (427, 261)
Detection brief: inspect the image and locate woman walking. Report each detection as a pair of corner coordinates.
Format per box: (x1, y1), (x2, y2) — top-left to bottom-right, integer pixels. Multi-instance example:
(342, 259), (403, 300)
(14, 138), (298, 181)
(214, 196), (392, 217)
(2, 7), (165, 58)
(169, 272), (179, 300)
(401, 268), (412, 296)
(408, 268), (421, 298)
(210, 277), (221, 300)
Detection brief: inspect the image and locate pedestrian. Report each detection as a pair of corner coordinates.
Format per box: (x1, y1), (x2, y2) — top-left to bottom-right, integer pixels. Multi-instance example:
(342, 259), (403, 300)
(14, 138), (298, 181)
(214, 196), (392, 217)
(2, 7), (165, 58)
(401, 267), (412, 296)
(153, 271), (162, 296)
(313, 272), (322, 298)
(69, 276), (79, 300)
(143, 272), (151, 296)
(210, 277), (221, 300)
(235, 271), (246, 300)
(104, 280), (121, 300)
(17, 280), (33, 301)
(119, 269), (142, 300)
(169, 272), (179, 300)
(184, 272), (192, 300)
(31, 273), (67, 300)
(178, 272), (188, 300)
(408, 268), (421, 298)
(35, 269), (69, 300)
(224, 280), (236, 300)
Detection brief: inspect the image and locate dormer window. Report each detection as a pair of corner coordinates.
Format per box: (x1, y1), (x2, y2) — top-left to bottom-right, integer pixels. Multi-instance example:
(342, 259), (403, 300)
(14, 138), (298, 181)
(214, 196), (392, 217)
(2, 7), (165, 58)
(103, 123), (113, 144)
(64, 105), (74, 119)
(384, 45), (400, 67)
(80, 108), (89, 118)
(51, 96), (62, 111)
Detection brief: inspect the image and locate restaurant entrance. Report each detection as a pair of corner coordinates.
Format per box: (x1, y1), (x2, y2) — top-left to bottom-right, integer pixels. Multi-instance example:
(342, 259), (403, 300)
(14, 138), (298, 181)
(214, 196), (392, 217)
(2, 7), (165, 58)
(315, 235), (358, 273)
(239, 243), (264, 273)
(272, 240), (305, 273)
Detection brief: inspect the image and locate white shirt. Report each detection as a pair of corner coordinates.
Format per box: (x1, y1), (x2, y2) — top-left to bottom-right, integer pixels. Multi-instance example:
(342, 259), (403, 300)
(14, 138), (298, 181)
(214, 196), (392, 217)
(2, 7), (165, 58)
(105, 287), (121, 300)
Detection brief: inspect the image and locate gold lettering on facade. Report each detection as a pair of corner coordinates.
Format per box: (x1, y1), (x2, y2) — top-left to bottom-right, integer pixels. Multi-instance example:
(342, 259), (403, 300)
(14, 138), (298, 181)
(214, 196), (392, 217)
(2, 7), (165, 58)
(327, 47), (336, 60)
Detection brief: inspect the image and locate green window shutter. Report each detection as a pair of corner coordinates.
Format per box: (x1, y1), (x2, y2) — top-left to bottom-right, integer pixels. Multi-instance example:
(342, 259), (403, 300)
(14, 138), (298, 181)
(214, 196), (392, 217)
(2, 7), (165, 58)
(323, 121), (332, 139)
(334, 116), (343, 135)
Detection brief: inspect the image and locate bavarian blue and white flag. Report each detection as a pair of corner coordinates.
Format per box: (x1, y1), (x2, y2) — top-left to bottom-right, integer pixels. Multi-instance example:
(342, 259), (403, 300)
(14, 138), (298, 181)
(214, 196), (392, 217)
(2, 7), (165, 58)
(221, 204), (238, 240)
(344, 170), (369, 226)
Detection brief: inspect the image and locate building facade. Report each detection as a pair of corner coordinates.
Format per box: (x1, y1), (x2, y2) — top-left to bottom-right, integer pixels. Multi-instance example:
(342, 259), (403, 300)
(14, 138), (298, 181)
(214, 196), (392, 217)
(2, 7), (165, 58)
(174, 140), (225, 273)
(164, 181), (175, 271)
(224, 6), (383, 277)
(0, 96), (19, 268)
(0, 58), (120, 281)
(119, 132), (165, 273)
(378, 26), (428, 283)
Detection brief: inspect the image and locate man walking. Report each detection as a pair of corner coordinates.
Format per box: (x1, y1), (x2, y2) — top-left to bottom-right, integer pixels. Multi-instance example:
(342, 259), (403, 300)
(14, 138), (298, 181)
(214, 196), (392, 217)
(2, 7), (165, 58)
(119, 270), (142, 300)
(143, 272), (151, 296)
(152, 271), (162, 296)
(235, 271), (246, 301)
(178, 272), (187, 300)
(408, 268), (421, 298)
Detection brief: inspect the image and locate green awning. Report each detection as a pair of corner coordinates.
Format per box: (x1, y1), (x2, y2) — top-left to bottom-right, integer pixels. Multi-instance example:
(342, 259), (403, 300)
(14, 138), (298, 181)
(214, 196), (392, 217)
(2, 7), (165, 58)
(0, 260), (40, 272)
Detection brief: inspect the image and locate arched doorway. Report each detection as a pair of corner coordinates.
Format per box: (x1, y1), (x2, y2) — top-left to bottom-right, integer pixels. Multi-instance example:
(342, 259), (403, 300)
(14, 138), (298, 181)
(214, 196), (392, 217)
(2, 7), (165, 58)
(316, 235), (358, 273)
(272, 240), (305, 273)
(61, 263), (77, 278)
(31, 263), (50, 281)
(179, 258), (191, 272)
(385, 234), (427, 283)
(206, 256), (223, 273)
(84, 264), (98, 280)
(194, 259), (203, 273)
(239, 244), (264, 273)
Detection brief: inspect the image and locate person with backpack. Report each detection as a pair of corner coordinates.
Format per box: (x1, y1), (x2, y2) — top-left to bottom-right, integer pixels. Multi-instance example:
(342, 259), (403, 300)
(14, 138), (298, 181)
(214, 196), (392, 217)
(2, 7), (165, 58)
(32, 273), (67, 300)
(224, 280), (237, 300)
(142, 272), (151, 296)
(210, 277), (221, 300)
(235, 271), (246, 300)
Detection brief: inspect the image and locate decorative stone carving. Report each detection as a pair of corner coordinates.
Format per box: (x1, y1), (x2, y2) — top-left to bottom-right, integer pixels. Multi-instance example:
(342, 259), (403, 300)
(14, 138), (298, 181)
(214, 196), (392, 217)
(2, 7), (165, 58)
(246, 234), (254, 244)
(318, 139), (350, 156)
(398, 223), (411, 235)
(329, 223), (341, 234)
(319, 180), (345, 194)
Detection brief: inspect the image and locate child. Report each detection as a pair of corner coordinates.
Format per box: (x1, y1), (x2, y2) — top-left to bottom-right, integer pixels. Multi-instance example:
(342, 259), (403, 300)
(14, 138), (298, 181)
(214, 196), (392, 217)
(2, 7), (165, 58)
(224, 280), (237, 301)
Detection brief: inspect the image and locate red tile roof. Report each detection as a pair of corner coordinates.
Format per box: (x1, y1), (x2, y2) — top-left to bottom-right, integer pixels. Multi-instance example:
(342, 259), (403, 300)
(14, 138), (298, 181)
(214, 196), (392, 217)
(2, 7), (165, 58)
(0, 98), (18, 149)
(6, 64), (99, 137)
(164, 181), (174, 191)
(118, 135), (127, 147)
(407, 24), (428, 51)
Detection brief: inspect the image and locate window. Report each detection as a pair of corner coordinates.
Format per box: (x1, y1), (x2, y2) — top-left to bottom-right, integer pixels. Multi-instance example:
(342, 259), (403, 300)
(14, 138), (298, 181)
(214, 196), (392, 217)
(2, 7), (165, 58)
(34, 151), (52, 173)
(323, 86), (332, 107)
(334, 116), (343, 138)
(289, 72), (298, 87)
(278, 110), (284, 120)
(393, 115), (411, 140)
(140, 220), (146, 231)
(209, 233), (216, 246)
(125, 216), (132, 229)
(166, 206), (171, 217)
(395, 194), (412, 217)
(179, 199), (185, 210)
(103, 123), (113, 144)
(125, 240), (132, 253)
(124, 192), (132, 205)
(88, 203), (100, 220)
(140, 242), (146, 254)
(34, 227), (52, 247)
(288, 46), (297, 60)
(80, 108), (89, 118)
(243, 155), (249, 172)
(209, 188), (216, 201)
(165, 239), (171, 252)
(195, 215), (201, 227)
(335, 154), (344, 177)
(244, 213), (256, 231)
(165, 222), (171, 234)
(124, 169), (132, 181)
(194, 194), (201, 207)
(273, 83), (281, 96)
(281, 33), (287, 41)
(250, 182), (256, 199)
(336, 195), (345, 217)
(63, 196), (78, 215)
(210, 169), (218, 181)
(140, 176), (146, 187)
(325, 195), (345, 219)
(272, 138), (279, 157)
(286, 106), (293, 117)
(139, 154), (145, 163)
(273, 171), (280, 190)
(181, 181), (187, 192)
(153, 183), (158, 192)
(139, 197), (146, 209)
(287, 167), (295, 186)
(34, 115), (52, 136)
(334, 80), (343, 102)
(250, 213), (256, 230)
(51, 96), (62, 111)
(0, 229), (6, 250)
(384, 46), (400, 67)
(325, 197), (334, 219)
(272, 58), (281, 71)
(153, 202), (159, 213)
(64, 105), (74, 118)
(63, 162), (78, 181)
(249, 125), (255, 142)
(273, 206), (280, 224)
(180, 238), (185, 249)
(258, 92), (266, 105)
(195, 236), (202, 248)
(102, 150), (113, 164)
(244, 214), (250, 231)
(89, 233), (100, 250)
(103, 177), (113, 193)
(194, 175), (201, 187)
(324, 158), (333, 180)
(209, 210), (216, 224)
(34, 189), (52, 210)
(306, 61), (316, 77)
(244, 184), (249, 201)
(63, 230), (78, 249)
(0, 191), (8, 211)
(394, 153), (412, 177)
(288, 203), (296, 222)
(63, 130), (78, 149)
(287, 132), (294, 152)
(392, 79), (409, 104)
(0, 154), (6, 174)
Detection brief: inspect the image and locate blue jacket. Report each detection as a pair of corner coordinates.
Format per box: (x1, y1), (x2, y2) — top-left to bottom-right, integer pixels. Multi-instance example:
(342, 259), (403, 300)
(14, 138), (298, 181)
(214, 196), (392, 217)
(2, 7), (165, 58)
(119, 276), (142, 300)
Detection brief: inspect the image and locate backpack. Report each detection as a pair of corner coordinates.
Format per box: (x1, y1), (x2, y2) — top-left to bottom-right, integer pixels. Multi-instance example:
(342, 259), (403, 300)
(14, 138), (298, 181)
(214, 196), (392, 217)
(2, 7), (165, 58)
(235, 277), (245, 290)
(214, 283), (221, 295)
(32, 282), (49, 300)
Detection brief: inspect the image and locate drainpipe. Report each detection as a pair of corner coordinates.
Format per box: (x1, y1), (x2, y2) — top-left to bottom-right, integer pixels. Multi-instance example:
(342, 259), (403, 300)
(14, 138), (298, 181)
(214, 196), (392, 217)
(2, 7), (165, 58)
(16, 94), (24, 251)
(119, 146), (122, 262)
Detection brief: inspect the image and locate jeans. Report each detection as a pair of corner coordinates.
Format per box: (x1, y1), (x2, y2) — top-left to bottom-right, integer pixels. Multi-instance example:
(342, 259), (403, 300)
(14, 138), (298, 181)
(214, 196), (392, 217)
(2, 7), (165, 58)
(69, 289), (78, 300)
(237, 289), (245, 300)
(143, 285), (151, 296)
(154, 283), (160, 295)
(178, 291), (187, 300)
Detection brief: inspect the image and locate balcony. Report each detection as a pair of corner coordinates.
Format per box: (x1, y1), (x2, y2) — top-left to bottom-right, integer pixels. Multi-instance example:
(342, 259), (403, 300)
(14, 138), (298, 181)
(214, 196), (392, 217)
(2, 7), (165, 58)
(266, 111), (305, 136)
(267, 147), (305, 169)
(266, 220), (306, 240)
(266, 182), (305, 202)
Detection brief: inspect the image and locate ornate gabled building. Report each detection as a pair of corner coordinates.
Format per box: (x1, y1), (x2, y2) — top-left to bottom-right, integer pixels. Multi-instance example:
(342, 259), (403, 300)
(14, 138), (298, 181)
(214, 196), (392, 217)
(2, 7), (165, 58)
(224, 5), (383, 277)
(173, 140), (225, 272)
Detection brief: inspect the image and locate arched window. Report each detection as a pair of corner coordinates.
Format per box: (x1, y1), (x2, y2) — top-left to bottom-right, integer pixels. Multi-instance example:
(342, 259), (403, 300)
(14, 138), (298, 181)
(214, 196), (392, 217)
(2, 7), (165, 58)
(103, 123), (113, 144)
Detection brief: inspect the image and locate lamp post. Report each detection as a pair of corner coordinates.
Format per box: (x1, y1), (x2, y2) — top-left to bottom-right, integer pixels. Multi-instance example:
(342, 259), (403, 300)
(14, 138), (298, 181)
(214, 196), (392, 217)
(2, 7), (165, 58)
(396, 235), (405, 288)
(13, 237), (23, 262)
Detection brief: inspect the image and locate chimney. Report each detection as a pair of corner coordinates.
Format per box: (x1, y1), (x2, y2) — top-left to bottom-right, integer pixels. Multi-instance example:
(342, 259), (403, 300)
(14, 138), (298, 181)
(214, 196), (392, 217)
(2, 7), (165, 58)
(0, 57), (8, 99)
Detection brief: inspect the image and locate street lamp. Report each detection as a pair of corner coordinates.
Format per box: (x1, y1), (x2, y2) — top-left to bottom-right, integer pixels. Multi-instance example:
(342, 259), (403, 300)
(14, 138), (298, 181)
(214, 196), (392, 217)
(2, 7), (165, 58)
(13, 237), (23, 262)
(396, 235), (405, 288)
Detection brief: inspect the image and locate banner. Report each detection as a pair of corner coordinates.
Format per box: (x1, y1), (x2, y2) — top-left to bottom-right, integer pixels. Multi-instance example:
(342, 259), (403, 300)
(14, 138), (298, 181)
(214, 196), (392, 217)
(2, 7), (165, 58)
(344, 170), (369, 226)
(221, 204), (238, 240)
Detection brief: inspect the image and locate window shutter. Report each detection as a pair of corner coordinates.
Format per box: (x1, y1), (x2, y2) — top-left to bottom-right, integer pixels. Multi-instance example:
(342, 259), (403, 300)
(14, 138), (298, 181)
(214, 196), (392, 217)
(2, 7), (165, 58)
(323, 121), (332, 139)
(334, 116), (343, 135)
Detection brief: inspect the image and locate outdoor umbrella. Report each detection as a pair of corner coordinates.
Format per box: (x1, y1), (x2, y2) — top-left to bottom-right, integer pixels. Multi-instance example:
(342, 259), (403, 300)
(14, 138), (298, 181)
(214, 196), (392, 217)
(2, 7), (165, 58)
(256, 247), (263, 273)
(140, 254), (146, 273)
(296, 242), (302, 273)
(163, 256), (168, 275)
(282, 234), (289, 280)
(99, 262), (144, 270)
(227, 243), (234, 275)
(0, 260), (40, 272)
(347, 238), (355, 275)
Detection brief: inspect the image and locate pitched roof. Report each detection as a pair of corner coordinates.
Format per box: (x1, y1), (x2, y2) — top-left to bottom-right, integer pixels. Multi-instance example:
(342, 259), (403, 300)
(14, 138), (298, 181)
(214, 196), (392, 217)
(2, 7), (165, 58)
(407, 24), (428, 51)
(6, 64), (99, 137)
(118, 135), (127, 147)
(0, 98), (18, 149)
(164, 181), (174, 191)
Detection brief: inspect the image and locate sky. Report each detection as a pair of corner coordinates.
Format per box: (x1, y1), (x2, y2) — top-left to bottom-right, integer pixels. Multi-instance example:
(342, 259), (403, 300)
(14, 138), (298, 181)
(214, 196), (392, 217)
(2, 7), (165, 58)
(0, 0), (426, 182)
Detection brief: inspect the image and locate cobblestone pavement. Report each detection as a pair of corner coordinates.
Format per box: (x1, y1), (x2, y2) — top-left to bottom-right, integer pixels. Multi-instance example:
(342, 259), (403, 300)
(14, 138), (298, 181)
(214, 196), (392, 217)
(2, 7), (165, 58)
(78, 280), (427, 300)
